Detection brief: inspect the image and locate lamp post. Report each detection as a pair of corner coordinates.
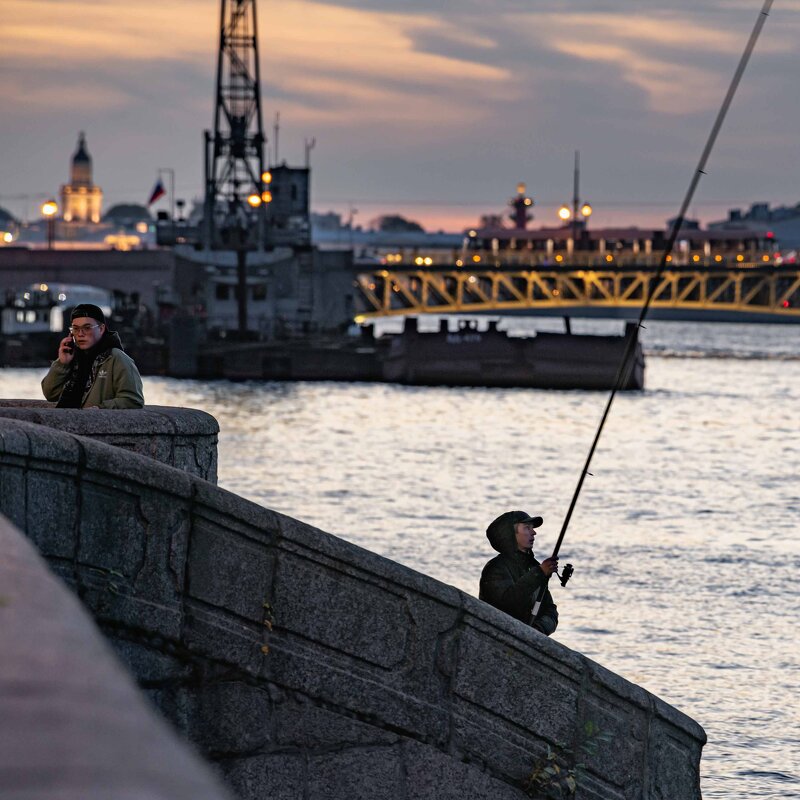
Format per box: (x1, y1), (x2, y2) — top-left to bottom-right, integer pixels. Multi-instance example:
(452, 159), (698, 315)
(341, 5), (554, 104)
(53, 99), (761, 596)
(41, 200), (58, 249)
(557, 151), (592, 258)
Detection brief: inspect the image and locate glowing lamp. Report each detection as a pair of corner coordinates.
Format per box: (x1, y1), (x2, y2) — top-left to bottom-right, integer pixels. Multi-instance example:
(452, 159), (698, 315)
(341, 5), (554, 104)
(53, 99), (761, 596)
(247, 193), (262, 207)
(580, 203), (593, 218)
(41, 200), (58, 217)
(558, 205), (571, 221)
(261, 171), (273, 184)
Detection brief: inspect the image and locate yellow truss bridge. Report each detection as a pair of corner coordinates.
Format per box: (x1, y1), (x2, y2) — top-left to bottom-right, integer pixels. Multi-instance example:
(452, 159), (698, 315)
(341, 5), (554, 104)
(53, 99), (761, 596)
(355, 267), (800, 322)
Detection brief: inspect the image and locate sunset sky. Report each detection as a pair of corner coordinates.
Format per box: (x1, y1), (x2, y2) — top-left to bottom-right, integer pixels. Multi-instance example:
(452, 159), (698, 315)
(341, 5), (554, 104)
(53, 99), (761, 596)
(2, 0), (798, 231)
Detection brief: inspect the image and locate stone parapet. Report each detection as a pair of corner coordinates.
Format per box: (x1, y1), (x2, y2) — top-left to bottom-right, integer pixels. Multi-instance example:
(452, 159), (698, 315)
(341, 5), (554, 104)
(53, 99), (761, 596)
(0, 400), (218, 483)
(0, 416), (705, 800)
(0, 511), (232, 800)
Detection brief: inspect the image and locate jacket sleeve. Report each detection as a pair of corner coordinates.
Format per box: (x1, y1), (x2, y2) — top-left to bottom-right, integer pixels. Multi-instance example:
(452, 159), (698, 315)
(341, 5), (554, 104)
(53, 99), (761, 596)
(41, 360), (69, 402)
(99, 352), (145, 409)
(480, 559), (546, 621)
(533, 591), (559, 635)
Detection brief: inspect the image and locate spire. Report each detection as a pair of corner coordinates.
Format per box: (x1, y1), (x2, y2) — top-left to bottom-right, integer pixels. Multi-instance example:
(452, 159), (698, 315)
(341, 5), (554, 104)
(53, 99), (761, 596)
(70, 132), (92, 185)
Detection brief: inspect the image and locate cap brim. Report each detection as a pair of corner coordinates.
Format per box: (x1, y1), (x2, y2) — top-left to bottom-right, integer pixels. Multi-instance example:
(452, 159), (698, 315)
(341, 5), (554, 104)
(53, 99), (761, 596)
(522, 515), (543, 527)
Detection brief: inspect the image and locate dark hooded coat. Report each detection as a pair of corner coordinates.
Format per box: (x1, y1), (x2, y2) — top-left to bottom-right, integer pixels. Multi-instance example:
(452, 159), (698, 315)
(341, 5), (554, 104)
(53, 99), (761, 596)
(479, 511), (559, 635)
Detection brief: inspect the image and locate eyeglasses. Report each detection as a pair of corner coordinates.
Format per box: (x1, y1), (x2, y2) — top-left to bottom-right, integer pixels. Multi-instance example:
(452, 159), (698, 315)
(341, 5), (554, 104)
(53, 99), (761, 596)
(69, 324), (101, 334)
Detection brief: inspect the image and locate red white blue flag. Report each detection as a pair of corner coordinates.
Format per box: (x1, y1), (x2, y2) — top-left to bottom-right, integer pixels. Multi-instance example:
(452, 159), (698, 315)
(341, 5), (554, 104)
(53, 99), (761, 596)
(147, 178), (166, 206)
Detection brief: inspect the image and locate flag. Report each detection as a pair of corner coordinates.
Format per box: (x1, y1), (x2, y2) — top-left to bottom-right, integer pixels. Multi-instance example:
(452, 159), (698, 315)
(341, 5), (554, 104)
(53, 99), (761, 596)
(147, 178), (166, 206)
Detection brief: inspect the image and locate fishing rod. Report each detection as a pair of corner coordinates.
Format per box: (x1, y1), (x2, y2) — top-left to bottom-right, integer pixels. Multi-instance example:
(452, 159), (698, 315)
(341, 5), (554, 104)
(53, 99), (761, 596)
(532, 0), (775, 619)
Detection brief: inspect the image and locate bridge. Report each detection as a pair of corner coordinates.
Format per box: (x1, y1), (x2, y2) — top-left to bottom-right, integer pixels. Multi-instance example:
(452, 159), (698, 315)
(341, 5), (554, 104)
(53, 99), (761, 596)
(354, 266), (800, 323)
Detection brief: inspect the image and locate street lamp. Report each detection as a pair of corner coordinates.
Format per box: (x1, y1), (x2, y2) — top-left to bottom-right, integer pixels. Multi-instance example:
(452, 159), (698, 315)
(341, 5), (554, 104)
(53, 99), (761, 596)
(41, 199), (58, 249)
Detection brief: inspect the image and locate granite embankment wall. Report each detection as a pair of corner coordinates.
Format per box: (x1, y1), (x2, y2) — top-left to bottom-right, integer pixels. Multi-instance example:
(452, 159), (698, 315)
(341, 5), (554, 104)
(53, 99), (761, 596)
(0, 400), (218, 482)
(0, 411), (706, 800)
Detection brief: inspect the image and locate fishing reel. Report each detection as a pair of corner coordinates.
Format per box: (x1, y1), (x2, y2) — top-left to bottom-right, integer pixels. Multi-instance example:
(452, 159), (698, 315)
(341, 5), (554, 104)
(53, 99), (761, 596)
(556, 563), (574, 587)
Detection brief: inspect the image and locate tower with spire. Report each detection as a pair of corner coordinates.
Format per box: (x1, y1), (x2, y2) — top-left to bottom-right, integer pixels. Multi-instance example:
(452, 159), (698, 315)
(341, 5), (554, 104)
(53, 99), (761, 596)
(60, 132), (103, 223)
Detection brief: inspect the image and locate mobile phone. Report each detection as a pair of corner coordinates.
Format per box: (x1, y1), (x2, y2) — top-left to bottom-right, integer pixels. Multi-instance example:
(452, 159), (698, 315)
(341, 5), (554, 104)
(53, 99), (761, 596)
(64, 337), (74, 352)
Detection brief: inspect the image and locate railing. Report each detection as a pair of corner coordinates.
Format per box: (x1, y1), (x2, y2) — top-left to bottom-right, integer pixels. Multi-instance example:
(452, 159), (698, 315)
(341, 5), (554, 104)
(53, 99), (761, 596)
(354, 268), (800, 319)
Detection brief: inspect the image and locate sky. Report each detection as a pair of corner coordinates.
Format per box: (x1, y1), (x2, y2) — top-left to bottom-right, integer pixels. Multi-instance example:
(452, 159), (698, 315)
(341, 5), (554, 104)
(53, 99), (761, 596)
(1, 0), (798, 232)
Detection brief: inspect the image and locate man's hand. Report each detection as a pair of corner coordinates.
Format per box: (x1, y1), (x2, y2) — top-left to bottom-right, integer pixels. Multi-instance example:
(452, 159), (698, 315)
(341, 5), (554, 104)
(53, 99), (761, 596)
(57, 336), (75, 365)
(539, 557), (559, 577)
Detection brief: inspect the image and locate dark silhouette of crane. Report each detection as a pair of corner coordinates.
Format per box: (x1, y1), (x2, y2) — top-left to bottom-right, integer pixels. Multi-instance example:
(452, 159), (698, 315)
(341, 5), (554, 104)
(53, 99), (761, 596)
(203, 0), (268, 337)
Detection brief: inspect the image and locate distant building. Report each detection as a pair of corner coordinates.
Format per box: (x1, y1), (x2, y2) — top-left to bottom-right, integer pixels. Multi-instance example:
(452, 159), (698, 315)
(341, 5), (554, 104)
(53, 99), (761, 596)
(709, 202), (800, 249)
(60, 132), (103, 223)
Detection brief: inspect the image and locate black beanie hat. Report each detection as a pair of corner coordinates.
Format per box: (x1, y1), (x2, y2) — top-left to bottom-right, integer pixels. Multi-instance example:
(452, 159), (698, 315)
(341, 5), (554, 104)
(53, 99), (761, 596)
(70, 304), (105, 324)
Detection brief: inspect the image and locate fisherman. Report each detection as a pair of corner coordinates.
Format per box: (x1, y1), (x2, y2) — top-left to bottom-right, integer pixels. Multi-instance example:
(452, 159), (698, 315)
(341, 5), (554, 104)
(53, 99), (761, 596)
(41, 304), (145, 409)
(479, 510), (559, 635)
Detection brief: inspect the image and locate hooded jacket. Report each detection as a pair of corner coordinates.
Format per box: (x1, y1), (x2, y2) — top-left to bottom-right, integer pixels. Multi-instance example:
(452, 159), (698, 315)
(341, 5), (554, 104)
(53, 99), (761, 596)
(41, 330), (145, 409)
(479, 510), (559, 635)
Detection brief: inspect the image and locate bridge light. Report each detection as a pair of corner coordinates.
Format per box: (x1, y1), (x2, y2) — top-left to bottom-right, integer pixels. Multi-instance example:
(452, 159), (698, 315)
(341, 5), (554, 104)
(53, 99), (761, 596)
(261, 191), (273, 203)
(552, 289), (560, 296)
(524, 198), (533, 207)
(261, 171), (272, 184)
(580, 203), (593, 218)
(714, 254), (723, 262)
(456, 259), (463, 267)
(692, 254), (700, 262)
(666, 254), (672, 262)
(472, 255), (481, 263)
(424, 257), (433, 266)
(736, 254), (744, 262)
(380, 270), (389, 277)
(247, 193), (262, 207)
(762, 254), (770, 262)
(605, 254), (614, 263)
(766, 231), (774, 238)
(468, 229), (477, 238)
(555, 254), (563, 263)
(468, 275), (477, 284)
(414, 257), (424, 266)
(558, 205), (571, 221)
(782, 300), (790, 308)
(39, 283), (49, 292)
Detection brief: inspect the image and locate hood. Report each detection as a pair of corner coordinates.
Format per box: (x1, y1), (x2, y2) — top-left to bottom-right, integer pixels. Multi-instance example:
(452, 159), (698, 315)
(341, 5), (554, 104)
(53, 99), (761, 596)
(74, 329), (124, 365)
(486, 510), (538, 555)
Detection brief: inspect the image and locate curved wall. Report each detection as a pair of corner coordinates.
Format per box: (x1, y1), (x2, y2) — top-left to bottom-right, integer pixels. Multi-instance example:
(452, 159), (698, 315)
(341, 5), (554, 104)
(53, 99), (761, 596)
(0, 400), (218, 482)
(0, 416), (705, 800)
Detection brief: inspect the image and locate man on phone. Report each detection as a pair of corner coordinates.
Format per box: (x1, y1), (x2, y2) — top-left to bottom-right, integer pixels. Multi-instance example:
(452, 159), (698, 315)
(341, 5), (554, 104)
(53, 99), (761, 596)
(479, 510), (559, 635)
(41, 304), (144, 409)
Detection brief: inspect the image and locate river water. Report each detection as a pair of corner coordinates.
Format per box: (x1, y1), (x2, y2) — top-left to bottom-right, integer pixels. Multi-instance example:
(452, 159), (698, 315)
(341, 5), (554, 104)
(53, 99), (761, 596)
(2, 318), (798, 799)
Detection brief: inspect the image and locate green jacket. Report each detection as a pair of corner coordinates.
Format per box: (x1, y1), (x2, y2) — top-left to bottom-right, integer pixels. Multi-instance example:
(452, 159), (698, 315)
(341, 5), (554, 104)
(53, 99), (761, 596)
(42, 348), (145, 409)
(479, 512), (559, 635)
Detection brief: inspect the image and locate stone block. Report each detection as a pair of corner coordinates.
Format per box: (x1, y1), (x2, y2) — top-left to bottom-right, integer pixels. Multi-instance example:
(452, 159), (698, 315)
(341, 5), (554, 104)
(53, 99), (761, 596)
(187, 681), (273, 755)
(26, 470), (79, 559)
(77, 482), (148, 577)
(221, 754), (306, 800)
(402, 740), (527, 800)
(272, 554), (410, 668)
(452, 627), (578, 746)
(308, 744), (403, 800)
(187, 521), (276, 623)
(647, 717), (703, 800)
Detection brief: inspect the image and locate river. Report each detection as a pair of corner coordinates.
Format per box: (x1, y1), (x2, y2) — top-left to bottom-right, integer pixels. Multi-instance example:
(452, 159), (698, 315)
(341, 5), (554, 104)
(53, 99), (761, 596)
(2, 317), (798, 799)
